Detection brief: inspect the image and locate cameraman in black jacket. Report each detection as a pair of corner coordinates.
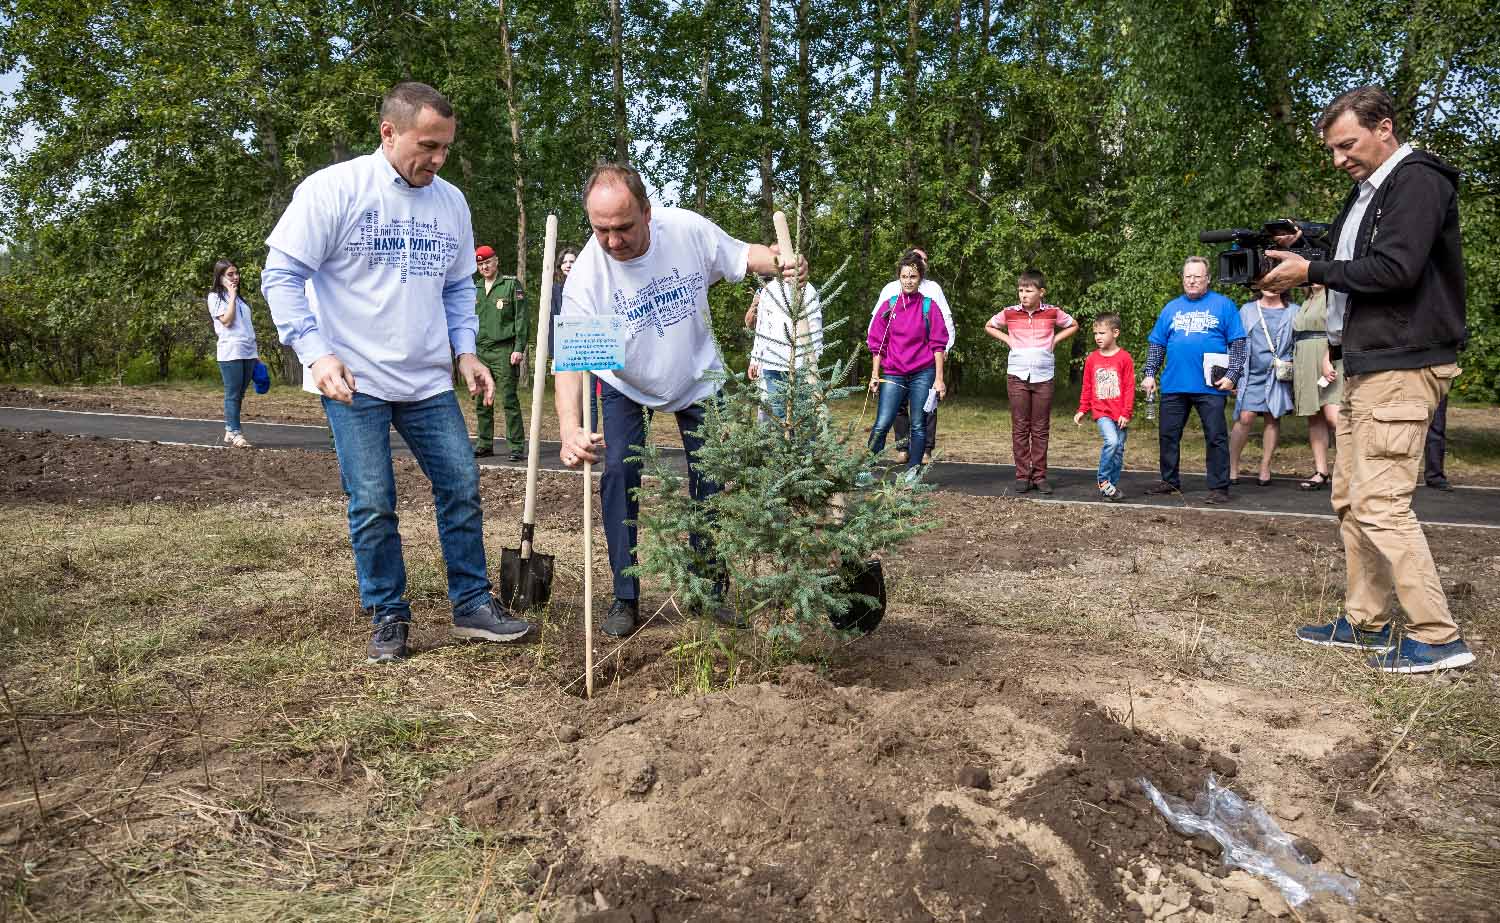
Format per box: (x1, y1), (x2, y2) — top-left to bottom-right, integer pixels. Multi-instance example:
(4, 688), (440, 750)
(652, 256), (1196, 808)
(1260, 85), (1473, 674)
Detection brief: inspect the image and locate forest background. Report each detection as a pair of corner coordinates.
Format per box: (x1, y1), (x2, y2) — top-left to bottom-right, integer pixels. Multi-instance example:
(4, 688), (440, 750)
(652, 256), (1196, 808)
(0, 0), (1496, 398)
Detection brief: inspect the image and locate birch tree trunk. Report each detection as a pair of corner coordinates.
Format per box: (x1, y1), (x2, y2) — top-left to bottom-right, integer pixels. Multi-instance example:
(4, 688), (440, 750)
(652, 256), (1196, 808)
(611, 0), (629, 161)
(758, 0), (776, 237)
(499, 0), (527, 286)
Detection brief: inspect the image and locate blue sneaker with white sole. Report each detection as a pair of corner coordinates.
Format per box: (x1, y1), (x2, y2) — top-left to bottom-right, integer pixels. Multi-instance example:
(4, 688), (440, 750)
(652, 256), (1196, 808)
(1296, 615), (1393, 650)
(1367, 637), (1476, 674)
(452, 597), (532, 643)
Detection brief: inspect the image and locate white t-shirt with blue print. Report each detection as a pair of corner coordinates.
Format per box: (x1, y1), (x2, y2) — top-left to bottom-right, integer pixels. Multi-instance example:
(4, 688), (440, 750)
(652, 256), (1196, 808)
(1147, 291), (1247, 396)
(264, 152), (477, 403)
(561, 207), (750, 412)
(207, 293), (258, 361)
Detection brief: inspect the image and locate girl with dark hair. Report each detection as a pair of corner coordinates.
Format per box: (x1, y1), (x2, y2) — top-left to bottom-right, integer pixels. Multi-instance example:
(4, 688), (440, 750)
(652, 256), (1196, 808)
(208, 259), (260, 447)
(865, 253), (949, 479)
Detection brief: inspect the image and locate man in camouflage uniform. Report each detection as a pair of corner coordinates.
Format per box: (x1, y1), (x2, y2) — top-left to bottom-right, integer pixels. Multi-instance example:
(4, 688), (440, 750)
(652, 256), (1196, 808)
(472, 244), (528, 460)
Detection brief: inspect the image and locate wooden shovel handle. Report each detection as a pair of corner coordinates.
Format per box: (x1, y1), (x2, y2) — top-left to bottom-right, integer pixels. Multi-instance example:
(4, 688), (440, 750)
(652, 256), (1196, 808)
(522, 215), (558, 533)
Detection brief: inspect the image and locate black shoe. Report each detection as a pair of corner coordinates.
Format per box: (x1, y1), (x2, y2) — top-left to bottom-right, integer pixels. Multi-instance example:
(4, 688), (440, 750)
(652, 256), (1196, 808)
(1014, 480), (1034, 493)
(1426, 477), (1453, 492)
(603, 598), (639, 638)
(1034, 478), (1054, 495)
(452, 596), (532, 642)
(1204, 489), (1231, 504)
(1256, 477), (1272, 487)
(1144, 480), (1181, 496)
(509, 450), (524, 462)
(474, 446), (494, 458)
(367, 619), (410, 664)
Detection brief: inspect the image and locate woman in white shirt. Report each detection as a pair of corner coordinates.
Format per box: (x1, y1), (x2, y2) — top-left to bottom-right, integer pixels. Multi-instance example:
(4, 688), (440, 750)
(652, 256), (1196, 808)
(207, 259), (259, 447)
(747, 273), (823, 420)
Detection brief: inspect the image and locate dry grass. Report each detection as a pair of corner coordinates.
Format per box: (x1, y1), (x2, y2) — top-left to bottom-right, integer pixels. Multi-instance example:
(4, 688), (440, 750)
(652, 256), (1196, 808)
(0, 502), (563, 921)
(2, 474), (1498, 916)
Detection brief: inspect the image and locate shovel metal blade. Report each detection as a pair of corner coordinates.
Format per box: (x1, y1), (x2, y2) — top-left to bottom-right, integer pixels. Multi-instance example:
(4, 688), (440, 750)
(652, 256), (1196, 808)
(499, 547), (555, 612)
(832, 559), (885, 634)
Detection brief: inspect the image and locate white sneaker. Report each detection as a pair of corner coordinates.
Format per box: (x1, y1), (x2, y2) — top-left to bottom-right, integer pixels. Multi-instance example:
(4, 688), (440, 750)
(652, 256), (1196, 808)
(226, 431), (252, 448)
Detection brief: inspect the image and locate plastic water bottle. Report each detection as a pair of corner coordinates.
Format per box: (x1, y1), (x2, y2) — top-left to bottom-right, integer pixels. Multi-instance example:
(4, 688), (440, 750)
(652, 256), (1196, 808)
(1144, 389), (1156, 421)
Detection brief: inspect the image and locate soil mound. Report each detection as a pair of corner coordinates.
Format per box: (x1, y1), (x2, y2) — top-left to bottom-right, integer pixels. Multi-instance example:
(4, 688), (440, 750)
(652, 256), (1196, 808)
(428, 672), (1267, 922)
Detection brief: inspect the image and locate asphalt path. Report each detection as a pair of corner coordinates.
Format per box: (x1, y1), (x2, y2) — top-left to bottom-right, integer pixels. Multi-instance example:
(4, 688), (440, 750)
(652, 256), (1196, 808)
(4, 405), (1498, 529)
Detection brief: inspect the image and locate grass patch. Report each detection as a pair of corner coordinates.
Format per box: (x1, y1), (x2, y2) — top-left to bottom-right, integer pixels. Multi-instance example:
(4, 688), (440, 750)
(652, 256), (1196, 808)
(96, 812), (534, 922)
(248, 706), (486, 803)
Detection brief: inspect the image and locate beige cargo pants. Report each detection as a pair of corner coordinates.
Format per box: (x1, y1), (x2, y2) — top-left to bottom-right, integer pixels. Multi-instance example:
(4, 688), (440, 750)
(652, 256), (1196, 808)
(1331, 363), (1462, 644)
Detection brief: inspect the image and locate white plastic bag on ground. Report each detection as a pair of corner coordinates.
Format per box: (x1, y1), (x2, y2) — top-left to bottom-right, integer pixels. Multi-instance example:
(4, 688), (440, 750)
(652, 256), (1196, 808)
(1138, 773), (1359, 907)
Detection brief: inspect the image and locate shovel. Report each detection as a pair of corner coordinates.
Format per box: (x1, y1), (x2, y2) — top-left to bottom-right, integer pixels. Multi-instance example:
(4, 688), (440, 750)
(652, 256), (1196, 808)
(833, 558), (886, 634)
(500, 214), (559, 612)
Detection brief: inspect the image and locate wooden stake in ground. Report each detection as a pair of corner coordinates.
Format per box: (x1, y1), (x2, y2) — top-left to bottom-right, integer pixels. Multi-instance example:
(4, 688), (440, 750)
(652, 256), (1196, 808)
(582, 371), (595, 699)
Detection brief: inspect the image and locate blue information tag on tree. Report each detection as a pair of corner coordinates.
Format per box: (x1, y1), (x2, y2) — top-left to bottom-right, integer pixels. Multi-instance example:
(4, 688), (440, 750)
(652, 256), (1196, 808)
(553, 316), (627, 372)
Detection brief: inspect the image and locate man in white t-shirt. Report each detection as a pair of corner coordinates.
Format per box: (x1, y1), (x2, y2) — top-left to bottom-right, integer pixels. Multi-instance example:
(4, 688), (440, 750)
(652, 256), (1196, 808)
(556, 162), (805, 638)
(872, 248), (955, 461)
(261, 82), (533, 664)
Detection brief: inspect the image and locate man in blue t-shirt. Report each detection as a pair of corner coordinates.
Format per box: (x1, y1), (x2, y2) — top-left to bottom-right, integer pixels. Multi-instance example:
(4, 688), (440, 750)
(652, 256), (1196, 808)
(261, 82), (534, 664)
(1139, 257), (1248, 503)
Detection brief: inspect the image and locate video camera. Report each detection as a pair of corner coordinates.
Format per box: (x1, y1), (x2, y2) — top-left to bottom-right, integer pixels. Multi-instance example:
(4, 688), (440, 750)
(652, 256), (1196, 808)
(1198, 220), (1331, 286)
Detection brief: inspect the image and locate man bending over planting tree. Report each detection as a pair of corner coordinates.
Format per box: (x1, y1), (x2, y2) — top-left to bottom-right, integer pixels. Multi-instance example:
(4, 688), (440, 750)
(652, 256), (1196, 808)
(554, 162), (806, 639)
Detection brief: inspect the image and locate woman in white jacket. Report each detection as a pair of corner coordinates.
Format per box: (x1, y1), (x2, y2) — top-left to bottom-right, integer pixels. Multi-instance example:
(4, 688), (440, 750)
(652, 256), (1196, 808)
(746, 274), (823, 421)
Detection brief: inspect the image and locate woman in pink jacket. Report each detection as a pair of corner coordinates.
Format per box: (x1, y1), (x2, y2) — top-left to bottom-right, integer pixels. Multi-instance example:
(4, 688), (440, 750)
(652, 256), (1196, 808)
(866, 253), (950, 475)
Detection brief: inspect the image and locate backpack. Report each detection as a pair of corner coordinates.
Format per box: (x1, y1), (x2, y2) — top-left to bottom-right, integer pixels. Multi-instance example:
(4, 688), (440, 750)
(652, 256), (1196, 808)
(885, 295), (932, 342)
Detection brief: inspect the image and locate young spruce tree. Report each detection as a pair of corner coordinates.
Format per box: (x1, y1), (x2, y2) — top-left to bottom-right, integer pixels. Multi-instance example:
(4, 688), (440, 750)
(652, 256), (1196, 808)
(631, 217), (937, 646)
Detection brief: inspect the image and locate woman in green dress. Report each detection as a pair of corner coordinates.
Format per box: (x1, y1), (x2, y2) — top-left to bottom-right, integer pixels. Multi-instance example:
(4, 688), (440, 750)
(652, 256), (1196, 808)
(1291, 284), (1343, 490)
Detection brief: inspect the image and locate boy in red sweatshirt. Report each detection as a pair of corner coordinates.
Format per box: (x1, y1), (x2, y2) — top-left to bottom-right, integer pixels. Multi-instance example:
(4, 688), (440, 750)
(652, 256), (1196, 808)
(1074, 313), (1135, 501)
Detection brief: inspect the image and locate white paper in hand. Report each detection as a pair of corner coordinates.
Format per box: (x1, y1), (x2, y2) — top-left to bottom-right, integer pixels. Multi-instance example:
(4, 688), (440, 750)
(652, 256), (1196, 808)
(923, 387), (939, 413)
(1201, 352), (1230, 388)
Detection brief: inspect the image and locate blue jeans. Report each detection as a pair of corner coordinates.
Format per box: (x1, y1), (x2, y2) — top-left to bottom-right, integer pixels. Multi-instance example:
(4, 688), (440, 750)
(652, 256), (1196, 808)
(322, 391), (492, 624)
(761, 369), (789, 421)
(600, 381), (723, 601)
(218, 358), (255, 432)
(869, 365), (935, 470)
(1096, 417), (1128, 486)
(1159, 392), (1230, 490)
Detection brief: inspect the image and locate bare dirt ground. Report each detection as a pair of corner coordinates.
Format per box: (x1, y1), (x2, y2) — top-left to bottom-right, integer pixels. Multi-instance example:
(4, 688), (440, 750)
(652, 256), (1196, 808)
(9, 382), (1499, 486)
(1, 429), (1497, 922)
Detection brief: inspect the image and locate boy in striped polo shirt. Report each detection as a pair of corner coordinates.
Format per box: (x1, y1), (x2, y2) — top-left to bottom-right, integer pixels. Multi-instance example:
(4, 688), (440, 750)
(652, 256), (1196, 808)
(985, 268), (1078, 493)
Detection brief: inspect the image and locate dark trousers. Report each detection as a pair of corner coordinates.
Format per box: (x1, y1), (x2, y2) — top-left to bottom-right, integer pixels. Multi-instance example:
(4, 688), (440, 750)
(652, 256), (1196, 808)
(1424, 395), (1447, 484)
(600, 381), (721, 601)
(1007, 375), (1055, 482)
(893, 404), (939, 454)
(1159, 392), (1230, 490)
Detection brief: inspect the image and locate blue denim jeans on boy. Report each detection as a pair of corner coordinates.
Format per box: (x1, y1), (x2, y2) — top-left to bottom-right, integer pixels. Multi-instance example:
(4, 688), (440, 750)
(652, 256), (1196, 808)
(599, 381), (723, 602)
(868, 365), (936, 471)
(1095, 417), (1128, 487)
(322, 391), (493, 624)
(218, 358), (255, 433)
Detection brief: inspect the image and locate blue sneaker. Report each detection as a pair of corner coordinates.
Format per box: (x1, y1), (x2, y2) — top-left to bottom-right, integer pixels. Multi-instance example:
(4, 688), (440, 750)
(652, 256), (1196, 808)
(1367, 637), (1476, 674)
(452, 597), (532, 643)
(1295, 616), (1393, 650)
